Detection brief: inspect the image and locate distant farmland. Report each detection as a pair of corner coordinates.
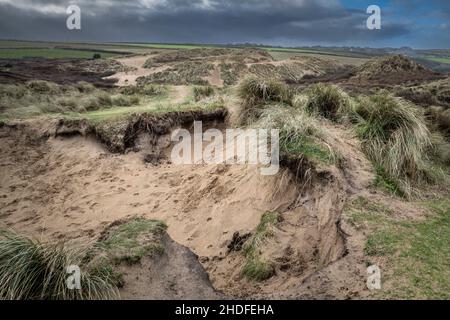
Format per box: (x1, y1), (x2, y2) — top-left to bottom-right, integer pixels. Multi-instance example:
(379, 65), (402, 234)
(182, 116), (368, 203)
(421, 55), (450, 65)
(0, 48), (122, 59)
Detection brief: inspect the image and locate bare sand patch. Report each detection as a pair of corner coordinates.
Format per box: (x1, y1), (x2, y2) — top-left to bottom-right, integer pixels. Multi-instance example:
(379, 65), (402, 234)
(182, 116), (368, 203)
(106, 55), (169, 86)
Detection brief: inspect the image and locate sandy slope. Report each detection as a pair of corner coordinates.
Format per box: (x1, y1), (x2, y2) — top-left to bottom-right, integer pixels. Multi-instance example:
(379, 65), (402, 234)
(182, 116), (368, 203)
(0, 118), (361, 299)
(0, 129), (297, 258)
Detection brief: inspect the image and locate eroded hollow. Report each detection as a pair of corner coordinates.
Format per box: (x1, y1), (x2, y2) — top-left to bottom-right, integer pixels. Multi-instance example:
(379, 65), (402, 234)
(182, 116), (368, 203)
(0, 113), (347, 299)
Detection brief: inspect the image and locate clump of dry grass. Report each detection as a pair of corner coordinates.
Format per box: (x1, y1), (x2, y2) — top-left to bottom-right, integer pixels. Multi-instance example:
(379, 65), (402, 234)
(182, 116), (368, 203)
(429, 133), (450, 166)
(74, 81), (96, 93)
(0, 228), (119, 300)
(0, 81), (141, 117)
(26, 80), (61, 95)
(304, 83), (354, 121)
(256, 104), (340, 165)
(237, 76), (292, 124)
(193, 85), (214, 101)
(356, 92), (432, 197)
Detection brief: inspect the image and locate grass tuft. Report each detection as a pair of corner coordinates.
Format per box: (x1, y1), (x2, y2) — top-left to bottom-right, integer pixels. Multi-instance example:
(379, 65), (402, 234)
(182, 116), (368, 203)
(0, 229), (119, 300)
(95, 218), (167, 265)
(242, 212), (279, 281)
(304, 83), (354, 121)
(355, 92), (432, 198)
(255, 105), (339, 165)
(193, 85), (214, 101)
(237, 76), (292, 124)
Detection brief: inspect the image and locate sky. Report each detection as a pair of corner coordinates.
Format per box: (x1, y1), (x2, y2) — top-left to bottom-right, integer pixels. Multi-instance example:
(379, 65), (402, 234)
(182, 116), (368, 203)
(0, 0), (449, 49)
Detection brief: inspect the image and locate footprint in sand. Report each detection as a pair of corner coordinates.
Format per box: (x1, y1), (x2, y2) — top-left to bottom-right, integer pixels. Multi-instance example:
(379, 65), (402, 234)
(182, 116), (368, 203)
(89, 202), (99, 209)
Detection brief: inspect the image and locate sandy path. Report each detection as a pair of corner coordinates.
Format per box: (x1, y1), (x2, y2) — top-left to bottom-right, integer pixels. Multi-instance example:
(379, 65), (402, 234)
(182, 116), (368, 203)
(106, 55), (167, 86)
(205, 63), (224, 87)
(172, 85), (191, 104)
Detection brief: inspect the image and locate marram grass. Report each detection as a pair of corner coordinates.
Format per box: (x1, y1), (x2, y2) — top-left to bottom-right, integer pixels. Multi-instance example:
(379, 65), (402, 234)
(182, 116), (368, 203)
(355, 92), (432, 197)
(0, 228), (119, 300)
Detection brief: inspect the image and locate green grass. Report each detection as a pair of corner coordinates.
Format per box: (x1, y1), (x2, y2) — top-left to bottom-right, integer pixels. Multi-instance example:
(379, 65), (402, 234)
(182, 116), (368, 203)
(242, 212), (279, 281)
(0, 81), (224, 122)
(95, 218), (167, 265)
(421, 55), (450, 64)
(346, 197), (450, 299)
(193, 85), (214, 101)
(373, 165), (404, 197)
(282, 136), (338, 165)
(0, 48), (118, 59)
(82, 96), (224, 122)
(114, 43), (210, 50)
(345, 196), (395, 231)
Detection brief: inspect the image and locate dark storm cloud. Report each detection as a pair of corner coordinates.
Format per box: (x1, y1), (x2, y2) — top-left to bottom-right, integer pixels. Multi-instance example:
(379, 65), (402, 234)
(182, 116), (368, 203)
(0, 0), (417, 47)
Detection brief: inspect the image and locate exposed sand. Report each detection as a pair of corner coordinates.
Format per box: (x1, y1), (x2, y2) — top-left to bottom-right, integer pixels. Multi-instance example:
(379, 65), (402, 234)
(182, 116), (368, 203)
(204, 63), (224, 87)
(0, 128), (297, 258)
(0, 118), (363, 298)
(172, 85), (191, 104)
(106, 55), (169, 86)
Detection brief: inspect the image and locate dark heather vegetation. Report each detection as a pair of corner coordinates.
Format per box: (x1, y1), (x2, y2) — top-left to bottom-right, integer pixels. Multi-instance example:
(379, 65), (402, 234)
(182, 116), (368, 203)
(0, 57), (131, 87)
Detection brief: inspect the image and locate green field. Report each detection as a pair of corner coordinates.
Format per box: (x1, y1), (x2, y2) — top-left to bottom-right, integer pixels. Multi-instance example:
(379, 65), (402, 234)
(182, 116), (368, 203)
(111, 42), (210, 50)
(0, 48), (120, 59)
(421, 55), (450, 64)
